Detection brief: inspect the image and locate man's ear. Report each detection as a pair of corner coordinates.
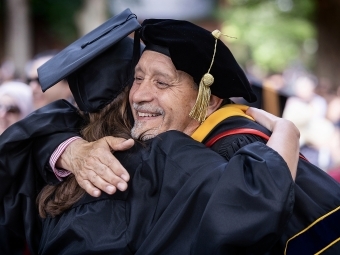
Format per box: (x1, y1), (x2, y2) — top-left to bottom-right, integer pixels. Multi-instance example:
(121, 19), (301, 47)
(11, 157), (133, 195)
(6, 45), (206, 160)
(206, 95), (223, 117)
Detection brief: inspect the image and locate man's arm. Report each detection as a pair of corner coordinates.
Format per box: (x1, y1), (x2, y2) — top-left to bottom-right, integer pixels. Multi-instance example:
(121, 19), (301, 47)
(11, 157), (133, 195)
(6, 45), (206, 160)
(56, 136), (134, 197)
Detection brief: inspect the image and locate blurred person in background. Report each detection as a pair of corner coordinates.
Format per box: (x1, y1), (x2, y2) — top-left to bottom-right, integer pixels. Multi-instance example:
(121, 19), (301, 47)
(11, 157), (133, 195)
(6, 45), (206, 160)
(25, 52), (73, 109)
(0, 81), (34, 135)
(327, 85), (340, 128)
(314, 77), (336, 104)
(282, 75), (328, 144)
(283, 75), (339, 172)
(326, 85), (340, 180)
(0, 60), (18, 84)
(0, 81), (33, 254)
(300, 118), (336, 171)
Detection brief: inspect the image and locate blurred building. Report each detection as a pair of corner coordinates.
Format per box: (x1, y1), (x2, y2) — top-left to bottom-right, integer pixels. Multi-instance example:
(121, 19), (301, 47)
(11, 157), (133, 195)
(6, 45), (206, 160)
(109, 0), (217, 21)
(109, 0), (221, 32)
(0, 0), (221, 80)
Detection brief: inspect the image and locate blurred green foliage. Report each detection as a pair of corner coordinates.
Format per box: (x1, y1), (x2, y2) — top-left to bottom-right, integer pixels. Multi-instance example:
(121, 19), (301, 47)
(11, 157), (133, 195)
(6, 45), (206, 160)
(216, 0), (316, 76)
(31, 0), (83, 43)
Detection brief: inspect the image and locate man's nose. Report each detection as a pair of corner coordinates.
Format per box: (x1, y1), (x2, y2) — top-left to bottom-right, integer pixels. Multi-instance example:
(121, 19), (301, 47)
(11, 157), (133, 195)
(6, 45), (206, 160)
(131, 79), (154, 103)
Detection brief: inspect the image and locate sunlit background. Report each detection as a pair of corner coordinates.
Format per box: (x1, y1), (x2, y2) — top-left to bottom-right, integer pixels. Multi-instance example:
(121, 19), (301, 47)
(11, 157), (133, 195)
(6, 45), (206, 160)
(0, 0), (339, 173)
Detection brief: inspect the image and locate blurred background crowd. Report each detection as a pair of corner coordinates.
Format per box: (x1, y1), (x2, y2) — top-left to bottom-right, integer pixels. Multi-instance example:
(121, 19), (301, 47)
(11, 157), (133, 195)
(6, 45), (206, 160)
(0, 0), (339, 178)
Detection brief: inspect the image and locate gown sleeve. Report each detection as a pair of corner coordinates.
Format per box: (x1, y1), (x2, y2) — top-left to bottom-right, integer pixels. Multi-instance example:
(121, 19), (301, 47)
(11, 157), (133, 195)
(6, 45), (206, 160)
(190, 141), (295, 255)
(0, 99), (85, 254)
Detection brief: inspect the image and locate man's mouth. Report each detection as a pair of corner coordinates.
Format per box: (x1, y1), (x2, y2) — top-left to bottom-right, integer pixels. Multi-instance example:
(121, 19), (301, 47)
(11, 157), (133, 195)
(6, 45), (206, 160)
(137, 111), (161, 117)
(133, 103), (163, 118)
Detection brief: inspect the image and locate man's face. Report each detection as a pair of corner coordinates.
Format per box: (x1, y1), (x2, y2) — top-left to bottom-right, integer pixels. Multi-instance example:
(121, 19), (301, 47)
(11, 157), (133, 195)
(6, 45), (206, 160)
(129, 50), (200, 141)
(27, 57), (72, 109)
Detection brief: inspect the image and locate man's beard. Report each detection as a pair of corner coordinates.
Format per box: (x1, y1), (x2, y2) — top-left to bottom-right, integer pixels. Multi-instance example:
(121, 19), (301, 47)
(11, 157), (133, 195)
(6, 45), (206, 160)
(131, 119), (166, 141)
(131, 103), (165, 141)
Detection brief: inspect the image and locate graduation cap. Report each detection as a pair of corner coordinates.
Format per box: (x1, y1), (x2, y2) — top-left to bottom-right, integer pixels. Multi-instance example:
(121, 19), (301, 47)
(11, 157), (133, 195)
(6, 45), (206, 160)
(138, 19), (257, 122)
(37, 8), (142, 113)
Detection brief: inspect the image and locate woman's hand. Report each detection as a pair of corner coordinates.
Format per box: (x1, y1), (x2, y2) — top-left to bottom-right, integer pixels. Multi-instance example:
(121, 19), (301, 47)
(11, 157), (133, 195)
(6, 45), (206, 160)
(246, 107), (300, 180)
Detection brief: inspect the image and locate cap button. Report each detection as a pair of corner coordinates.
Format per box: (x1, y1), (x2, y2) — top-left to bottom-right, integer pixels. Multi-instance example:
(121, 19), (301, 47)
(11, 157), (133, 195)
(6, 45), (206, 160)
(202, 73), (214, 86)
(212, 30), (221, 39)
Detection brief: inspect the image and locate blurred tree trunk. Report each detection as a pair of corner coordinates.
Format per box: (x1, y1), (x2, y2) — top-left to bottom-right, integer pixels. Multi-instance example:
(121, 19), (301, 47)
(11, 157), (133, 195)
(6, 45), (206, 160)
(316, 0), (340, 90)
(4, 0), (31, 80)
(75, 0), (109, 37)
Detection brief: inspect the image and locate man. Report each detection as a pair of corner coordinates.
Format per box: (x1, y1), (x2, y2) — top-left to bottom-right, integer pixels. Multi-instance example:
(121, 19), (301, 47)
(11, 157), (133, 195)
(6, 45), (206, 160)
(52, 19), (260, 196)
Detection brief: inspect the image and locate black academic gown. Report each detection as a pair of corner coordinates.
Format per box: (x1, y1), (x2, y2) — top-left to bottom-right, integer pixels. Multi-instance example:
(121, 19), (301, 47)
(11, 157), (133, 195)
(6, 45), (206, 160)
(39, 132), (294, 255)
(0, 100), (295, 255)
(201, 114), (340, 255)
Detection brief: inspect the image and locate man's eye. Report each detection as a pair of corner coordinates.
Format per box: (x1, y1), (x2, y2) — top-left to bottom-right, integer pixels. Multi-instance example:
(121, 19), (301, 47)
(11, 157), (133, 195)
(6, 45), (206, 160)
(134, 77), (143, 82)
(156, 81), (169, 88)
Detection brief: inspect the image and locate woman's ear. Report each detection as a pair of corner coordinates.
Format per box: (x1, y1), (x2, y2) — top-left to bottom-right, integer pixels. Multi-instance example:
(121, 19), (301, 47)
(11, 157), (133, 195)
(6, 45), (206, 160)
(207, 95), (223, 117)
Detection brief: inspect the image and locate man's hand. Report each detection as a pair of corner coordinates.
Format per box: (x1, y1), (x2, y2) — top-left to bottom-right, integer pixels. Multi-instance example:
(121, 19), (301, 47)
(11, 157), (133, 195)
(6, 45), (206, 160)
(56, 137), (134, 197)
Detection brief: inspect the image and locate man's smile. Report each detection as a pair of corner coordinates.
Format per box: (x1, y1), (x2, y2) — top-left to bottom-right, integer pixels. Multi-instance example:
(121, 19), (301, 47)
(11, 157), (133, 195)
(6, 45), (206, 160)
(137, 111), (161, 118)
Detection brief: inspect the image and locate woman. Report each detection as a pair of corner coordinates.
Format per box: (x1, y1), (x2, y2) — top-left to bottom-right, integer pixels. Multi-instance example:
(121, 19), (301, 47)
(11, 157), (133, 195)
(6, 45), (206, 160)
(0, 81), (34, 134)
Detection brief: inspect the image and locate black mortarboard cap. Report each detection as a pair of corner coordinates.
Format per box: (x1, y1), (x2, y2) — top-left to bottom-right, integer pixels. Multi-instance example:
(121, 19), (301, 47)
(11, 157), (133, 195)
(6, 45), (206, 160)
(67, 36), (142, 113)
(138, 19), (257, 122)
(37, 8), (141, 113)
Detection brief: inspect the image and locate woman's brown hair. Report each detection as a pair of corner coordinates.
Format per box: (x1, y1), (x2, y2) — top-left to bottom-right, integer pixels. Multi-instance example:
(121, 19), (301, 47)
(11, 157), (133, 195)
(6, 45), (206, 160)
(37, 87), (132, 218)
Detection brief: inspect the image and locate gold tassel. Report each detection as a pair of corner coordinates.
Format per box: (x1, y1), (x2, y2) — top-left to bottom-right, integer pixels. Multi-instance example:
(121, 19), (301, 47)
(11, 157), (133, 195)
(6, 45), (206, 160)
(189, 30), (221, 123)
(189, 73), (213, 122)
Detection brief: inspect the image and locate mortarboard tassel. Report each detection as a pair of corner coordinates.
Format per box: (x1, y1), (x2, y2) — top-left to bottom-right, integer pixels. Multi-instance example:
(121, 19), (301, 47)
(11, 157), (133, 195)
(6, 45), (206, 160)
(189, 73), (213, 123)
(189, 30), (221, 123)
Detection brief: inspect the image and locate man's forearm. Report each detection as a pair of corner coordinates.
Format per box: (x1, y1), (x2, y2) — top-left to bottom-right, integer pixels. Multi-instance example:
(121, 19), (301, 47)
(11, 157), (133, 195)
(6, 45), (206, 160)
(51, 136), (82, 179)
(56, 138), (88, 172)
